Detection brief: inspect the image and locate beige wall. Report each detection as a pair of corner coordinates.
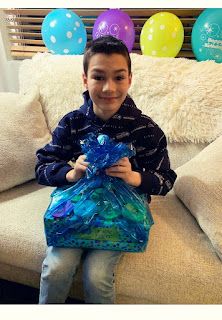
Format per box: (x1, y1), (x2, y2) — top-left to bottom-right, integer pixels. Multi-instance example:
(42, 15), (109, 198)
(0, 24), (21, 92)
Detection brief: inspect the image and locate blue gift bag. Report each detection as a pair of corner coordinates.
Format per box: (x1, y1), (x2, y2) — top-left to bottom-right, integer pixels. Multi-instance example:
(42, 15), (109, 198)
(44, 133), (154, 252)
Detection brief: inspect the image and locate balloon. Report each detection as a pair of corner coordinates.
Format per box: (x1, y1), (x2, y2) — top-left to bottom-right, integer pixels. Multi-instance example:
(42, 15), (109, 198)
(41, 8), (87, 55)
(92, 9), (135, 52)
(140, 12), (184, 57)
(191, 9), (222, 63)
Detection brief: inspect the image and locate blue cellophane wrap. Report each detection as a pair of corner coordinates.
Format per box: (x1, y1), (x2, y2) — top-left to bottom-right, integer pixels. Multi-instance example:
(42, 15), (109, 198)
(44, 133), (154, 252)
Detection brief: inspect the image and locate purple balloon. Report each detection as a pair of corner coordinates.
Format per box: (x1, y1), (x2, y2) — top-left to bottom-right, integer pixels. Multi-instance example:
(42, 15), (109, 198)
(93, 9), (135, 52)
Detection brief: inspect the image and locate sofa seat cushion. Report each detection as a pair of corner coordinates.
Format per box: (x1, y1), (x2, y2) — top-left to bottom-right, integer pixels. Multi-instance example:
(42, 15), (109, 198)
(0, 181), (50, 272)
(0, 89), (51, 192)
(0, 182), (222, 303)
(114, 192), (222, 304)
(174, 134), (222, 261)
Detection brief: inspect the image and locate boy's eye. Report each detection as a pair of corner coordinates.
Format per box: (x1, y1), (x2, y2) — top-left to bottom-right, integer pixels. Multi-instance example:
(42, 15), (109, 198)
(92, 75), (104, 81)
(116, 75), (125, 81)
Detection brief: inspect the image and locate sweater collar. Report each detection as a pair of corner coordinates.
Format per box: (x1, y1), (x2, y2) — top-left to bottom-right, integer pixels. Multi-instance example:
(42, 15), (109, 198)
(80, 90), (141, 122)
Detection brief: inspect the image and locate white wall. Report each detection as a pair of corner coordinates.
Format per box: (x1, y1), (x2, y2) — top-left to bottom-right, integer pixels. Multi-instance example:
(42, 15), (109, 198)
(0, 30), (21, 92)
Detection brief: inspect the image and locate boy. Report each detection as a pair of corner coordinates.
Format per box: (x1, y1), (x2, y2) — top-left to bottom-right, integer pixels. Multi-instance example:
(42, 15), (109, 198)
(36, 35), (177, 304)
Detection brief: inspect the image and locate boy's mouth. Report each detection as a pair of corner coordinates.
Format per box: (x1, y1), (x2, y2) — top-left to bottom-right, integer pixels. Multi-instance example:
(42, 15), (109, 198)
(100, 96), (118, 100)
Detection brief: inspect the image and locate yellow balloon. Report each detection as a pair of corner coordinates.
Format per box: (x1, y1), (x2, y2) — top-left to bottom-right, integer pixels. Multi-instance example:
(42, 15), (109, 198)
(140, 12), (184, 57)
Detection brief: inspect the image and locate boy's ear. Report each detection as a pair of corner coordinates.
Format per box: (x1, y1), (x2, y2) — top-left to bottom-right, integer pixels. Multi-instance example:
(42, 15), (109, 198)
(82, 73), (88, 89)
(129, 72), (132, 86)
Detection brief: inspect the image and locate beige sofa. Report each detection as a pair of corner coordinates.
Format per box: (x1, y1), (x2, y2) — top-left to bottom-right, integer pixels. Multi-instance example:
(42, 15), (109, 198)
(0, 53), (222, 304)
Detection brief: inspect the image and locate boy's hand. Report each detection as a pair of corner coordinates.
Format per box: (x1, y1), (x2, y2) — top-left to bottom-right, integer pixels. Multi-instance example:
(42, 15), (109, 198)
(105, 157), (141, 187)
(66, 155), (89, 183)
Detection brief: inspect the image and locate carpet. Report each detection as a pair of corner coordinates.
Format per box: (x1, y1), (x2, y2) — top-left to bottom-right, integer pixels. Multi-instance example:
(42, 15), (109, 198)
(0, 279), (84, 304)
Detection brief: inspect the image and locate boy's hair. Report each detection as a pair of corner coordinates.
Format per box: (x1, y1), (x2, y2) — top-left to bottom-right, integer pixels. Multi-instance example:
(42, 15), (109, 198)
(83, 35), (131, 75)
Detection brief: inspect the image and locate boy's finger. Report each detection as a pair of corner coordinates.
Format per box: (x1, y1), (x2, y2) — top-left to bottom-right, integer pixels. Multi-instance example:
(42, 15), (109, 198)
(78, 163), (88, 171)
(81, 161), (89, 166)
(116, 157), (129, 165)
(76, 161), (89, 169)
(79, 154), (87, 161)
(106, 166), (127, 174)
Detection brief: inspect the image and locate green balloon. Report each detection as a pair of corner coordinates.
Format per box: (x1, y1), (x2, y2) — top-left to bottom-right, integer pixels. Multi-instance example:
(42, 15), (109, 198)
(192, 9), (222, 63)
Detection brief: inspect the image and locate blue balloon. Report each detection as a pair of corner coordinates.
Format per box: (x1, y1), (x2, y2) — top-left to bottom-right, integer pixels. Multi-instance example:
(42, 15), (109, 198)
(191, 9), (222, 63)
(42, 9), (87, 55)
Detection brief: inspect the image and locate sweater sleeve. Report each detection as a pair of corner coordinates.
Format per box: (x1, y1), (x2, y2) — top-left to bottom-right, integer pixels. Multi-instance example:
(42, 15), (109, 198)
(35, 116), (77, 187)
(134, 122), (177, 196)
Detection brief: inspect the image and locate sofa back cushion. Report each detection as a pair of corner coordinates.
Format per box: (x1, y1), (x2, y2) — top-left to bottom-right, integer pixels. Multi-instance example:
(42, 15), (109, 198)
(167, 142), (207, 169)
(0, 88), (51, 192)
(19, 54), (84, 131)
(174, 134), (222, 260)
(19, 52), (222, 145)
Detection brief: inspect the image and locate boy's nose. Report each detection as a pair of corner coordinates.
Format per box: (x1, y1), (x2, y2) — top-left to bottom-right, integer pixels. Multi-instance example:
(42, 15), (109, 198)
(103, 80), (116, 92)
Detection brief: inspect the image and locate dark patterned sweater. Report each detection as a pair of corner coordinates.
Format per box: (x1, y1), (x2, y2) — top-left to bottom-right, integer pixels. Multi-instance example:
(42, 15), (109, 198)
(35, 91), (177, 199)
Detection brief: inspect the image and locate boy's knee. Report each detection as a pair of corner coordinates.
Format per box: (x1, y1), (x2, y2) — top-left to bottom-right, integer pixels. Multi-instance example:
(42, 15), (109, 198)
(42, 252), (78, 280)
(42, 258), (74, 280)
(84, 263), (114, 290)
(83, 251), (121, 289)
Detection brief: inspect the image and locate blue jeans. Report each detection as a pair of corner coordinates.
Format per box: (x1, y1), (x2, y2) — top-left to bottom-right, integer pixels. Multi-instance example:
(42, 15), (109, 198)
(39, 246), (122, 304)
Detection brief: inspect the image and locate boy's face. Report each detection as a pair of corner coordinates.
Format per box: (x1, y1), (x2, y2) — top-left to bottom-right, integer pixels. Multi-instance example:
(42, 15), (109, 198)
(83, 53), (132, 121)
